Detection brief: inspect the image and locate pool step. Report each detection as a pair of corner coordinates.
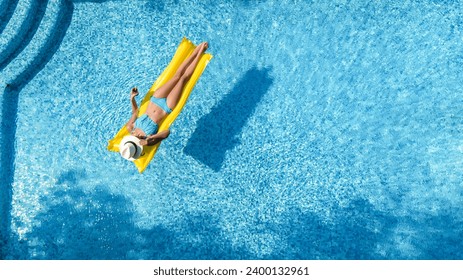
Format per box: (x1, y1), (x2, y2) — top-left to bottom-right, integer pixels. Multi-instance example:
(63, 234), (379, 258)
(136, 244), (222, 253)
(0, 0), (47, 69)
(0, 0), (39, 86)
(0, 0), (19, 34)
(1, 0), (72, 91)
(0, 0), (31, 49)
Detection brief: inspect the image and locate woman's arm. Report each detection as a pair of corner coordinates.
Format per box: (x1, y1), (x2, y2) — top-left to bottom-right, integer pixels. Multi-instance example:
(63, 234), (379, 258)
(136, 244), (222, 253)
(126, 87), (139, 131)
(140, 130), (170, 146)
(130, 87), (139, 113)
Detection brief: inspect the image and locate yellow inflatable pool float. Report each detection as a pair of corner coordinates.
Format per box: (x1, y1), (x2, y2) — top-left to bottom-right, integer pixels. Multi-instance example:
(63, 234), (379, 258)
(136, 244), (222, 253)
(107, 38), (213, 173)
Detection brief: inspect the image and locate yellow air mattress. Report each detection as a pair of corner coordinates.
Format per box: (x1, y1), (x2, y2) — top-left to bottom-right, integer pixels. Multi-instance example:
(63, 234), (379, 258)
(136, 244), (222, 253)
(107, 37), (213, 173)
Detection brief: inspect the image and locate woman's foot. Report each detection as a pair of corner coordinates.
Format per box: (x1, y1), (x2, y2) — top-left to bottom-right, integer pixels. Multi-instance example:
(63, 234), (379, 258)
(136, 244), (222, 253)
(192, 42), (208, 57)
(199, 42), (208, 53)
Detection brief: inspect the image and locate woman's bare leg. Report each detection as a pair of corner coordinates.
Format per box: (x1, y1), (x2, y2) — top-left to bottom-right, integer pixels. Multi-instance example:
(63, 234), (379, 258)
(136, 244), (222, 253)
(154, 43), (207, 98)
(166, 44), (207, 109)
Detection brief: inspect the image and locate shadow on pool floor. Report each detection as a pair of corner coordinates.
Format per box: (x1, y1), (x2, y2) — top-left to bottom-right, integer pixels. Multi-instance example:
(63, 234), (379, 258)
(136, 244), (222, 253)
(184, 66), (273, 172)
(8, 169), (252, 260)
(6, 169), (463, 260)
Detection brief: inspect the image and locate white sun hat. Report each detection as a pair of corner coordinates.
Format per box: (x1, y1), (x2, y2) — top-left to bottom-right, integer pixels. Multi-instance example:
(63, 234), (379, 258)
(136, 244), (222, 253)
(119, 135), (143, 161)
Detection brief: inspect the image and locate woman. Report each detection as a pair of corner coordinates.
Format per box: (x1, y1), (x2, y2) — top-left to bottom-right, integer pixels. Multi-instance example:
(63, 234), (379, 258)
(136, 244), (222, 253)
(125, 42), (208, 147)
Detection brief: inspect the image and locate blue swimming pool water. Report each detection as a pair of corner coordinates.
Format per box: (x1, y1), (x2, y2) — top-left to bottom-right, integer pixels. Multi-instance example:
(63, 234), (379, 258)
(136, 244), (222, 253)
(1, 0), (463, 259)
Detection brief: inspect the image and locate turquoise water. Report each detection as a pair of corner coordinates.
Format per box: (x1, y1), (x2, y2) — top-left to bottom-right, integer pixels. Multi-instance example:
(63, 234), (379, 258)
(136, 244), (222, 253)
(1, 0), (463, 259)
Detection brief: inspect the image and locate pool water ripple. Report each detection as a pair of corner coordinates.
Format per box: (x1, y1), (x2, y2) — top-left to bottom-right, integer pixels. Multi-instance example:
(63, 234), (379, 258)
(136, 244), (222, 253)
(1, 0), (462, 259)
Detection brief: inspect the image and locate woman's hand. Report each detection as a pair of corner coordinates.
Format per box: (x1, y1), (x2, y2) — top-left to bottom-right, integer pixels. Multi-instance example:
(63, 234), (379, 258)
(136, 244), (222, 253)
(130, 87), (139, 99)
